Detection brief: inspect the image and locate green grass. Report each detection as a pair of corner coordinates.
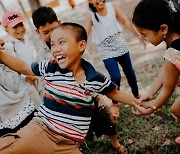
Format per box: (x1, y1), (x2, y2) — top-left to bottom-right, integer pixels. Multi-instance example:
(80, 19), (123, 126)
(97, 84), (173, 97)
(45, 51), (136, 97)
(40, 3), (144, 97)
(82, 57), (180, 154)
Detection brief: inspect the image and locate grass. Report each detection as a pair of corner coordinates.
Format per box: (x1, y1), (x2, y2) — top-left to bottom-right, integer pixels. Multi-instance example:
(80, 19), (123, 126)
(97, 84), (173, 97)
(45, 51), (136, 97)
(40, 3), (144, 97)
(82, 57), (180, 154)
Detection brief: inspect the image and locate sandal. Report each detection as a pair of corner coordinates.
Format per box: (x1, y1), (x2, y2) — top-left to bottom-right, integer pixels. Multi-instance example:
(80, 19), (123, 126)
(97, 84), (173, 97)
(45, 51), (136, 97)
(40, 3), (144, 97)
(116, 146), (128, 154)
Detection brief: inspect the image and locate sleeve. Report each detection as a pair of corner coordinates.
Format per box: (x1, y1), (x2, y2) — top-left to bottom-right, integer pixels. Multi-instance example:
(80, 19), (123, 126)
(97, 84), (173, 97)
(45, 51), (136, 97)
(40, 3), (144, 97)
(94, 72), (118, 95)
(163, 48), (180, 70)
(36, 48), (45, 61)
(31, 60), (49, 77)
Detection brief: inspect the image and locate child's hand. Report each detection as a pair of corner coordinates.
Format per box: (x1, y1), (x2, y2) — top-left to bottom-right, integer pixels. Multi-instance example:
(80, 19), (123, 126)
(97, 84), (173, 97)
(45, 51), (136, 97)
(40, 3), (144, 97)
(140, 100), (156, 109)
(132, 103), (154, 115)
(110, 104), (120, 119)
(25, 75), (36, 84)
(139, 92), (154, 102)
(0, 39), (5, 50)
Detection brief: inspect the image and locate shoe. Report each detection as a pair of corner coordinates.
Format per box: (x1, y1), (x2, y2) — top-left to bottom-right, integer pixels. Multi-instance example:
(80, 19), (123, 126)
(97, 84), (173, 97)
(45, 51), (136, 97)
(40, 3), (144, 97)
(175, 137), (180, 145)
(116, 146), (128, 154)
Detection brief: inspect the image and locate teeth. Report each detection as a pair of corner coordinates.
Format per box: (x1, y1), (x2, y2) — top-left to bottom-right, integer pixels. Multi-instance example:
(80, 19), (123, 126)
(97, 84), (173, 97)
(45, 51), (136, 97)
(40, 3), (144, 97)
(56, 55), (65, 61)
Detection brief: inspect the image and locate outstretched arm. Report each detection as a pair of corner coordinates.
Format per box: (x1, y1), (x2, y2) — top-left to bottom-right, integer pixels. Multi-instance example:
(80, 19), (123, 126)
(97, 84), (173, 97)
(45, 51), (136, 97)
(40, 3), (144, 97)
(106, 90), (138, 106)
(113, 2), (139, 37)
(0, 50), (34, 75)
(84, 13), (93, 37)
(139, 64), (165, 104)
(151, 60), (179, 109)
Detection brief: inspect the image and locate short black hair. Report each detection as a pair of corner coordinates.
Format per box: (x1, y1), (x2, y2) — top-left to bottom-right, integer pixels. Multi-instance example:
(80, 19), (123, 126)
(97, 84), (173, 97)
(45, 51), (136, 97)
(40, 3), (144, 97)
(32, 6), (58, 29)
(132, 0), (180, 34)
(55, 22), (87, 42)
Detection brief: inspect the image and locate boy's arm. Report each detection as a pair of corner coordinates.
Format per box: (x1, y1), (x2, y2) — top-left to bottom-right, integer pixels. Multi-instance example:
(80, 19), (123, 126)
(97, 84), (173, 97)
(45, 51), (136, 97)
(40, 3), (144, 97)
(106, 89), (138, 106)
(0, 50), (34, 75)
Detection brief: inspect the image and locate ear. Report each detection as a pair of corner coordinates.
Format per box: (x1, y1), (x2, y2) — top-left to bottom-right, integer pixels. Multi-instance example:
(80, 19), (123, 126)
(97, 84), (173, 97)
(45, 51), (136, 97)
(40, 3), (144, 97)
(35, 29), (40, 35)
(160, 24), (168, 36)
(79, 40), (87, 53)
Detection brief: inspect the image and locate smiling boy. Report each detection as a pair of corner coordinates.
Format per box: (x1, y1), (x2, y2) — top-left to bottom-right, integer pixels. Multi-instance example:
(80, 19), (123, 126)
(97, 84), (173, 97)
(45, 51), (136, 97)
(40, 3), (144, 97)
(0, 23), (138, 154)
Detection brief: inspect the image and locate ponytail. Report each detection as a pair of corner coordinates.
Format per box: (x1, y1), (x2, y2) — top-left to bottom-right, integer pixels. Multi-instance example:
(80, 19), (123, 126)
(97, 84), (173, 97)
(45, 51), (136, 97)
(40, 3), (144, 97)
(88, 3), (100, 22)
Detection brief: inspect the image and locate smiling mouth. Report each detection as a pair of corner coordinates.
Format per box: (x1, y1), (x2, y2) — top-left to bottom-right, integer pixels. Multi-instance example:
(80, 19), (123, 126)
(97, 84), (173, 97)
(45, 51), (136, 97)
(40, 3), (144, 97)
(56, 55), (66, 62)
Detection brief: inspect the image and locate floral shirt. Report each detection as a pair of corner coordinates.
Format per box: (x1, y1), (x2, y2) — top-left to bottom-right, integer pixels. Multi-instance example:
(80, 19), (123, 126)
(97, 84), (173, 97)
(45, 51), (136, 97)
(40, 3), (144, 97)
(163, 38), (180, 87)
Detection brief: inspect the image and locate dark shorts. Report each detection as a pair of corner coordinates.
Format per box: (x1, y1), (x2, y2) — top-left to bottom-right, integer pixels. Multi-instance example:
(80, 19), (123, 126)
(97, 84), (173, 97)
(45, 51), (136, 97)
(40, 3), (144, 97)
(87, 105), (117, 138)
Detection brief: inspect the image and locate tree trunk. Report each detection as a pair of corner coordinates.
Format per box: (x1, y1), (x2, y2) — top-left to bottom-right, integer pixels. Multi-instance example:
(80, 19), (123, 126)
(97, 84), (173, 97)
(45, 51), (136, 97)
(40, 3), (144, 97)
(28, 0), (41, 12)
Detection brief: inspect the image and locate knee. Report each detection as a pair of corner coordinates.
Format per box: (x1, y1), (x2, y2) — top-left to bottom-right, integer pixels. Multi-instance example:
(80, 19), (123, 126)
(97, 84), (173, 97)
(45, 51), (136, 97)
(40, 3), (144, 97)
(171, 97), (180, 119)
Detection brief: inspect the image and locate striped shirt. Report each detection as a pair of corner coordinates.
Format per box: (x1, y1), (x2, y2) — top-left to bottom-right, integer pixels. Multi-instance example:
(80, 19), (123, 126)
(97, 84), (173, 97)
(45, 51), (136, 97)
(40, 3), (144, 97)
(31, 59), (117, 142)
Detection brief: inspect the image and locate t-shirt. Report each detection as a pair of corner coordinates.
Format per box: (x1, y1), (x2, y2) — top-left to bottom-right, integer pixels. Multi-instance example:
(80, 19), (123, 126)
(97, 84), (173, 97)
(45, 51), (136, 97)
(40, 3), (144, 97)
(31, 58), (117, 142)
(164, 38), (180, 70)
(163, 38), (180, 86)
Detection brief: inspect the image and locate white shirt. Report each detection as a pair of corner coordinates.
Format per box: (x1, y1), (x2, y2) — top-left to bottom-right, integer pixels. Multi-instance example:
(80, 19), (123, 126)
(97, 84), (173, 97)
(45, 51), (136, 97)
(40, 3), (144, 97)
(90, 2), (123, 44)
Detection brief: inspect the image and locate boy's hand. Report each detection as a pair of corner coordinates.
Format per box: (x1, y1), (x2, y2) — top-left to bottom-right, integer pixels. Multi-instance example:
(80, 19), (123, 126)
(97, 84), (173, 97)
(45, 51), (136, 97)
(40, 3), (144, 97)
(0, 39), (5, 50)
(25, 75), (36, 84)
(110, 104), (120, 119)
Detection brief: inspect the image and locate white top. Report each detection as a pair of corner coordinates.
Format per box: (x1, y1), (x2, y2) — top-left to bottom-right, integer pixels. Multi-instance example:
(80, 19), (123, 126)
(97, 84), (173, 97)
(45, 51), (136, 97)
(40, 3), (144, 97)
(5, 36), (37, 65)
(90, 2), (123, 44)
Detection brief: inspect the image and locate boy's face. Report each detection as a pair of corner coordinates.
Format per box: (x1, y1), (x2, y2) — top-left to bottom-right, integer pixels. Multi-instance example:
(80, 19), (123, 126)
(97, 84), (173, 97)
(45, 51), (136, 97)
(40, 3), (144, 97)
(51, 27), (86, 70)
(36, 21), (59, 43)
(5, 22), (26, 41)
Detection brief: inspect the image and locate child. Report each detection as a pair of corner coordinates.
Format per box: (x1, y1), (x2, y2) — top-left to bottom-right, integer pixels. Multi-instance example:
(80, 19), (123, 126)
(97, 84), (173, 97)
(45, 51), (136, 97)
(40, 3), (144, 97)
(131, 0), (180, 144)
(32, 6), (61, 98)
(0, 40), (36, 137)
(84, 0), (140, 102)
(2, 11), (42, 108)
(0, 23), (138, 153)
(32, 7), (125, 152)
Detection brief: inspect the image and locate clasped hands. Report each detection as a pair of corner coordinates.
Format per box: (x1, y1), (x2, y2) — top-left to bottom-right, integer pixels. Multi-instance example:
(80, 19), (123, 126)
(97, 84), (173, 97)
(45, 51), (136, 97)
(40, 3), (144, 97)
(132, 94), (157, 116)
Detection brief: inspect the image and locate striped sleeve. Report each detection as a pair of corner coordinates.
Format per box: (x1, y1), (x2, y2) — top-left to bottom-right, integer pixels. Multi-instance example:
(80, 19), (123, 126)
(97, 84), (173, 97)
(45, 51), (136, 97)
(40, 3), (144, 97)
(92, 72), (117, 94)
(31, 60), (48, 76)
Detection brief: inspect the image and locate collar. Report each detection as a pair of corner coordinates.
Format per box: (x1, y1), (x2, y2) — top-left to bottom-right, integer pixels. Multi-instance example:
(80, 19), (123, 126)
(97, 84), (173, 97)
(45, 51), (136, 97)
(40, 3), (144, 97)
(81, 59), (98, 81)
(8, 35), (27, 44)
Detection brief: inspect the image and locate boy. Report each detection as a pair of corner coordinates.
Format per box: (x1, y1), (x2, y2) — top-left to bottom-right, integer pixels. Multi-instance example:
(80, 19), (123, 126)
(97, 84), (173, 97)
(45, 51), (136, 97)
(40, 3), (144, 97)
(0, 23), (138, 153)
(32, 7), (125, 152)
(32, 6), (60, 98)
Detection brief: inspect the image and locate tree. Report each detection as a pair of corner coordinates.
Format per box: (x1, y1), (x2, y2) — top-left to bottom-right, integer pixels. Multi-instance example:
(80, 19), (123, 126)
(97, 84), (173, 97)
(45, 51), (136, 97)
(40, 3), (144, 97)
(28, 0), (41, 12)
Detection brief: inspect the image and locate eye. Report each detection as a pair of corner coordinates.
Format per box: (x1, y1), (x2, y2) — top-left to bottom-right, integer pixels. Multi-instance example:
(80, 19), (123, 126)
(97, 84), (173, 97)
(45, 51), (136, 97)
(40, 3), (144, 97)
(59, 41), (65, 45)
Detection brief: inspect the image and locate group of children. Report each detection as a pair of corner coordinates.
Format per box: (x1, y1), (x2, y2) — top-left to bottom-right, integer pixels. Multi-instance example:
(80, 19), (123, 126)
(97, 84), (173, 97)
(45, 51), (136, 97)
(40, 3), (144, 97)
(0, 0), (179, 153)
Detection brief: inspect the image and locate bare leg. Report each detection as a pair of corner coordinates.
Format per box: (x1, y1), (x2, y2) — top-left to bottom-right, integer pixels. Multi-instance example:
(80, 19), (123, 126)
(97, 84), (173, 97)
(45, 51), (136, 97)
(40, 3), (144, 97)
(171, 96), (180, 119)
(109, 135), (120, 148)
